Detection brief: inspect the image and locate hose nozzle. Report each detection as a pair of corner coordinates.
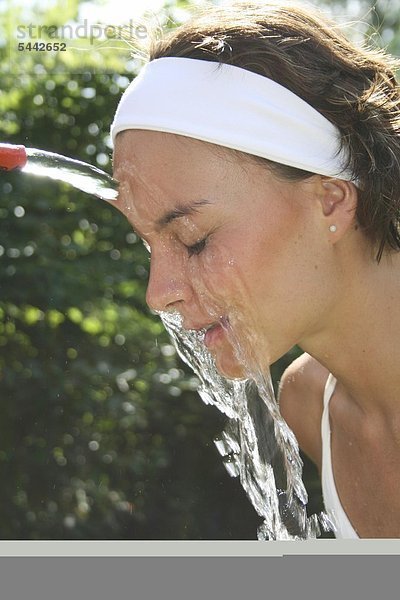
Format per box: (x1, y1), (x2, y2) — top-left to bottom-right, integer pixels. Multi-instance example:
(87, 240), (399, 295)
(0, 143), (28, 171)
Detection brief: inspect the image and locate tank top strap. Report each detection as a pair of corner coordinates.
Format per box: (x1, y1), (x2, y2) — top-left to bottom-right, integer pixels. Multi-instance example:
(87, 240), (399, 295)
(320, 372), (359, 538)
(323, 372), (337, 409)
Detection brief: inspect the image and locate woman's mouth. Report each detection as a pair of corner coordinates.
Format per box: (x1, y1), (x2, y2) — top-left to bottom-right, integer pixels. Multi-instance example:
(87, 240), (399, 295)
(204, 318), (228, 349)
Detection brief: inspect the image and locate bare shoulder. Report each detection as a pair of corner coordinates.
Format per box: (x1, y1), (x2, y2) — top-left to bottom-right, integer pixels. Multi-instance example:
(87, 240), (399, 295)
(278, 352), (330, 470)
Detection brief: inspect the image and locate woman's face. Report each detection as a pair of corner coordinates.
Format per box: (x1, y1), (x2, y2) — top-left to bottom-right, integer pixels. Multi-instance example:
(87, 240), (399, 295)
(113, 130), (336, 379)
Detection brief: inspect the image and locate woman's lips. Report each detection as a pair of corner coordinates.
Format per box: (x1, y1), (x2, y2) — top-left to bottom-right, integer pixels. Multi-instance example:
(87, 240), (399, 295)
(204, 322), (225, 348)
(185, 316), (229, 348)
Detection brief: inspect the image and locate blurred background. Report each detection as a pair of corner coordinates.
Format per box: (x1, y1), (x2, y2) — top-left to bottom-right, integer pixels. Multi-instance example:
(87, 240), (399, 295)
(0, 0), (399, 540)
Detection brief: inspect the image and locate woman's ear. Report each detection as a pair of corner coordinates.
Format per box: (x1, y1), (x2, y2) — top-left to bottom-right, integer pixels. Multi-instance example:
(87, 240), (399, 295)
(320, 178), (358, 216)
(319, 178), (358, 236)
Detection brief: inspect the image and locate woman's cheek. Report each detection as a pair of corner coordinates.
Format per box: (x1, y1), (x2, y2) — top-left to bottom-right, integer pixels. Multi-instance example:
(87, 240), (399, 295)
(201, 245), (239, 299)
(199, 253), (233, 316)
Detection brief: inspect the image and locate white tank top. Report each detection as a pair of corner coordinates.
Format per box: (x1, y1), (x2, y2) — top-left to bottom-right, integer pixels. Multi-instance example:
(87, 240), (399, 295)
(321, 373), (359, 539)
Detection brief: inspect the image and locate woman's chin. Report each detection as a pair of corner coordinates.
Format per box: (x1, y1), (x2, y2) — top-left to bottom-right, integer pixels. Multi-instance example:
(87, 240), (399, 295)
(214, 352), (247, 380)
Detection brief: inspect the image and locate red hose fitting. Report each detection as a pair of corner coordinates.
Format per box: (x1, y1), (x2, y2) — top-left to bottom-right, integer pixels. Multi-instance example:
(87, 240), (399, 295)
(0, 144), (27, 171)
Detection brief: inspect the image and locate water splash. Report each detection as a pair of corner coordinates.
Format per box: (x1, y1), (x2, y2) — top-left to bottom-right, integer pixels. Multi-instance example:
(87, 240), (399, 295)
(161, 311), (333, 540)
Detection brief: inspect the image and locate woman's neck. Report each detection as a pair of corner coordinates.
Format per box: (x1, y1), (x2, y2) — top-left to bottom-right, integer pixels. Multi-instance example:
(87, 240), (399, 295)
(300, 247), (400, 419)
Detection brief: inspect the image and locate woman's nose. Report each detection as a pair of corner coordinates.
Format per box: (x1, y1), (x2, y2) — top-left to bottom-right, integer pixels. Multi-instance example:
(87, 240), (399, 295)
(145, 253), (192, 313)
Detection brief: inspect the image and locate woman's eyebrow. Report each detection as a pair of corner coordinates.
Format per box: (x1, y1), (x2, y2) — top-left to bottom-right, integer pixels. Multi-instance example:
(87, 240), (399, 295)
(157, 199), (212, 227)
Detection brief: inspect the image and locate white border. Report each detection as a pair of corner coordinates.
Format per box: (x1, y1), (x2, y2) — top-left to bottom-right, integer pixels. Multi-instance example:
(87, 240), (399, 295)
(0, 540), (399, 555)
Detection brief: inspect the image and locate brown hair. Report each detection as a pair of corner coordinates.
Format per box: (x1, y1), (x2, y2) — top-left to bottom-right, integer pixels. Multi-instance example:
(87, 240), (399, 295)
(145, 0), (400, 261)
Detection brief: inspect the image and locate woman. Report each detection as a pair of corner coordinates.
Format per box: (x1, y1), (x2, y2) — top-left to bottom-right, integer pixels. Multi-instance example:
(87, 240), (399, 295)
(111, 1), (400, 538)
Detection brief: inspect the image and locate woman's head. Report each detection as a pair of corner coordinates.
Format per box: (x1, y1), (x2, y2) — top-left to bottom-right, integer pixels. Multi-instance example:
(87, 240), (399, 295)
(146, 0), (400, 261)
(112, 1), (400, 377)
(114, 127), (361, 378)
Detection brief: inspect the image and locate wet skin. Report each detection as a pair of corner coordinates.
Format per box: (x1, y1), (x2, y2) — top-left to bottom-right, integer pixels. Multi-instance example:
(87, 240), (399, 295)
(112, 129), (348, 379)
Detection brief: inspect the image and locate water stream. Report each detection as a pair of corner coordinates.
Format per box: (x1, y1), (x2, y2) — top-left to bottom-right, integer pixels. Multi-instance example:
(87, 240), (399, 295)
(161, 311), (332, 540)
(0, 145), (118, 201)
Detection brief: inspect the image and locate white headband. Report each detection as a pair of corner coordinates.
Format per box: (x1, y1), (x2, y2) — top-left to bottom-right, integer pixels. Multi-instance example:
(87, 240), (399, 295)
(111, 57), (352, 180)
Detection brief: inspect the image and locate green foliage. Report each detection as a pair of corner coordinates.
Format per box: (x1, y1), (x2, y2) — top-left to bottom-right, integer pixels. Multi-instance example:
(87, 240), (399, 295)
(317, 0), (400, 55)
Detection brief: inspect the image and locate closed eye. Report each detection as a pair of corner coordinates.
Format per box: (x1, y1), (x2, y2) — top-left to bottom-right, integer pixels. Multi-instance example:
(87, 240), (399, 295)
(186, 237), (207, 257)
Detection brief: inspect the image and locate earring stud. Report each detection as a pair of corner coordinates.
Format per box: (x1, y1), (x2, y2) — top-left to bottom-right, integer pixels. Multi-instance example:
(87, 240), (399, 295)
(329, 225), (337, 233)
